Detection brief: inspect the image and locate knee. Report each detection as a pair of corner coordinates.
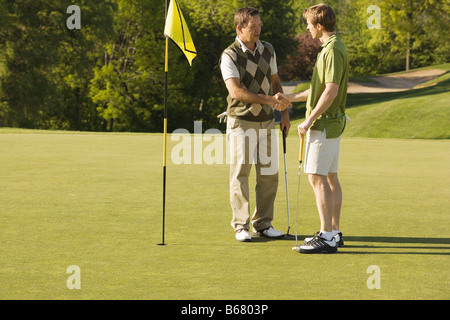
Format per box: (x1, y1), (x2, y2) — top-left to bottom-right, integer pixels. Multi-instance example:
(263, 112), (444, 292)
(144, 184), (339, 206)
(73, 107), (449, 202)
(327, 172), (340, 187)
(308, 174), (327, 187)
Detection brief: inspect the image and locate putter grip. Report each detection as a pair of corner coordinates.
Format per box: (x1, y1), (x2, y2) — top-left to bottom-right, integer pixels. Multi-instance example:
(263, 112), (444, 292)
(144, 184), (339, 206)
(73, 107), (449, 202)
(299, 134), (304, 163)
(282, 127), (287, 153)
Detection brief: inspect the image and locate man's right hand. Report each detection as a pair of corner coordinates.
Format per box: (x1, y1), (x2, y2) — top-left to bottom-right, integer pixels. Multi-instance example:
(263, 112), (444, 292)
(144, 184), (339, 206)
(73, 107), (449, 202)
(272, 93), (291, 111)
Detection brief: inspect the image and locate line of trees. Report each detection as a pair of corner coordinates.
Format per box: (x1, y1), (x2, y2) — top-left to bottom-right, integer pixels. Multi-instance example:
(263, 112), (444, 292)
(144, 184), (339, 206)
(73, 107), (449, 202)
(0, 0), (448, 132)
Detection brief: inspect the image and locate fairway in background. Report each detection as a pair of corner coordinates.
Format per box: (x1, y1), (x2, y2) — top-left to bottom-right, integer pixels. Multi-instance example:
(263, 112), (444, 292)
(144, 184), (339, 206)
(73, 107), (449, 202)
(290, 64), (450, 140)
(344, 78), (450, 139)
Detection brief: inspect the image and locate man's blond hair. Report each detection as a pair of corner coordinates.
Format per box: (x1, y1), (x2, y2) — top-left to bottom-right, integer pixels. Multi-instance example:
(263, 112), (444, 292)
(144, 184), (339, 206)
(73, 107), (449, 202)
(303, 3), (336, 32)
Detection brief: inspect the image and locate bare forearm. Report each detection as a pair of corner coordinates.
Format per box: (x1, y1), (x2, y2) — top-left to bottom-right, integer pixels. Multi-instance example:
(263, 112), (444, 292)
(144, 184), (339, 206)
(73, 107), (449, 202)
(285, 89), (310, 102)
(307, 87), (337, 123)
(272, 74), (284, 95)
(231, 86), (275, 105)
(225, 77), (291, 110)
(297, 83), (338, 136)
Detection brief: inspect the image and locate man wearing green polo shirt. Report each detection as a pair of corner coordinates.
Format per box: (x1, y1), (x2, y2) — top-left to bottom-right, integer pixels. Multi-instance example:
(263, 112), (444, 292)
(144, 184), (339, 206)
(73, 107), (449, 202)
(282, 3), (349, 253)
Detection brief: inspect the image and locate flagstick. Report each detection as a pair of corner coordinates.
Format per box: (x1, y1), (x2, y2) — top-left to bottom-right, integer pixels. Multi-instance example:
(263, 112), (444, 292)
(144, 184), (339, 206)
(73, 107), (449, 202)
(159, 2), (170, 246)
(160, 0), (196, 245)
(160, 38), (168, 246)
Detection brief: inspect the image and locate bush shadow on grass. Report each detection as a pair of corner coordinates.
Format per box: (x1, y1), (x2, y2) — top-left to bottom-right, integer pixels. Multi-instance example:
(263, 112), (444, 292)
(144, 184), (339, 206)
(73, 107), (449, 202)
(339, 236), (450, 255)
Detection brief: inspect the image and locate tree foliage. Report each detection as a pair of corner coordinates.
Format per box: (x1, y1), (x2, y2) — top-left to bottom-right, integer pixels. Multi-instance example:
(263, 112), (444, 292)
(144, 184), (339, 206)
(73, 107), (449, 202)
(0, 0), (116, 130)
(278, 34), (321, 81)
(333, 0), (450, 75)
(0, 0), (448, 132)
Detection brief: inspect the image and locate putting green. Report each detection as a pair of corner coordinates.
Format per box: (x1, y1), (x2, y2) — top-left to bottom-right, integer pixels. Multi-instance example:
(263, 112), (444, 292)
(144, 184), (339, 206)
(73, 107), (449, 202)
(0, 130), (448, 299)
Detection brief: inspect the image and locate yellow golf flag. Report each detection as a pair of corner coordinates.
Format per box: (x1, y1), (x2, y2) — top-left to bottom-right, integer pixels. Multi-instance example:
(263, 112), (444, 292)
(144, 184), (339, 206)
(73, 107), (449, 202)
(164, 0), (197, 66)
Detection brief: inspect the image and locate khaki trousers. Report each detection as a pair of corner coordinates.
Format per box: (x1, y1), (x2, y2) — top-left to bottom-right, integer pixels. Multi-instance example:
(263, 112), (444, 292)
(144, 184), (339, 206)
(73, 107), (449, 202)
(226, 117), (279, 232)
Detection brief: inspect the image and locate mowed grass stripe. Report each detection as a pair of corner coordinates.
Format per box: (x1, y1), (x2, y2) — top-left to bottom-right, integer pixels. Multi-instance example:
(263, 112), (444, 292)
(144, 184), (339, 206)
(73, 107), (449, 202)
(0, 131), (448, 299)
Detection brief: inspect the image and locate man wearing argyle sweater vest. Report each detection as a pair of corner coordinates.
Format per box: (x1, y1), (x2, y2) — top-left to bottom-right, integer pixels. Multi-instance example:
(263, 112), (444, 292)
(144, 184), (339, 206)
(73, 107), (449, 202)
(220, 7), (291, 242)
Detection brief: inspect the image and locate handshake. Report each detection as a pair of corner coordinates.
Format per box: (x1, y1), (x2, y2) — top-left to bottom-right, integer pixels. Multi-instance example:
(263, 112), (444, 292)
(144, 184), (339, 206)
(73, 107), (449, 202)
(271, 93), (291, 111)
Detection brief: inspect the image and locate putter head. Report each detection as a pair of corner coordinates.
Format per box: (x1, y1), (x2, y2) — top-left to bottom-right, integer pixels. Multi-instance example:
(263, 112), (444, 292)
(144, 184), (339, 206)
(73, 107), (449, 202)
(291, 245), (301, 252)
(285, 233), (296, 239)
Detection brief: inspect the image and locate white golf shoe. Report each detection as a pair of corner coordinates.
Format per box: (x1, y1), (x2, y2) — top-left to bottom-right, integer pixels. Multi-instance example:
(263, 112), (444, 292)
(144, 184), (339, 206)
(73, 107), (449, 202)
(235, 229), (252, 242)
(253, 227), (285, 239)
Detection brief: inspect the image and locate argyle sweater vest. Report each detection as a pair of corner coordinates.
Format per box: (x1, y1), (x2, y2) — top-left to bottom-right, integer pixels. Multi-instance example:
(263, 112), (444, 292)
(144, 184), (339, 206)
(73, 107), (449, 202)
(221, 40), (275, 122)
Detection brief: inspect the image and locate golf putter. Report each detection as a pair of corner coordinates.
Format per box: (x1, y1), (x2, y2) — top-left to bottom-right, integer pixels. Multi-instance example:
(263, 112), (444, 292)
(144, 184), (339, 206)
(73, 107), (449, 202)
(282, 127), (295, 239)
(292, 133), (305, 251)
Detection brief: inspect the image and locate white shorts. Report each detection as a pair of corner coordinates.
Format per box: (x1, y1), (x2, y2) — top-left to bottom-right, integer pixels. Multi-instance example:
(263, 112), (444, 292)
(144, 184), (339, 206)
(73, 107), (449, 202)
(304, 129), (342, 176)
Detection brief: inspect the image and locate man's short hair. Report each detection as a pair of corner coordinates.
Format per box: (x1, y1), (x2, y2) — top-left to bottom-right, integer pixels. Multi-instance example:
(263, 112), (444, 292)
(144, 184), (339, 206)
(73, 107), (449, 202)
(303, 3), (336, 32)
(234, 7), (260, 29)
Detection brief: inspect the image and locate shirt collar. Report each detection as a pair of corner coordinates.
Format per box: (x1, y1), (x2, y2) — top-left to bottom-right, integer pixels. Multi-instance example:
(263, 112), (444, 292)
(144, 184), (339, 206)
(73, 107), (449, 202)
(236, 36), (264, 55)
(319, 34), (337, 50)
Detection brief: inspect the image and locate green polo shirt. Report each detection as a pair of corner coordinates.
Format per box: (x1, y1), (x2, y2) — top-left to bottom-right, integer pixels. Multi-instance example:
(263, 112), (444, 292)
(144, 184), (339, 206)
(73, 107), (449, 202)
(306, 35), (349, 138)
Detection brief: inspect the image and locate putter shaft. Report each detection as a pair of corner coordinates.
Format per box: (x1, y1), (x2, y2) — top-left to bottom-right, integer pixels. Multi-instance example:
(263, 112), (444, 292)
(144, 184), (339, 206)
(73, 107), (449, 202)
(294, 134), (305, 247)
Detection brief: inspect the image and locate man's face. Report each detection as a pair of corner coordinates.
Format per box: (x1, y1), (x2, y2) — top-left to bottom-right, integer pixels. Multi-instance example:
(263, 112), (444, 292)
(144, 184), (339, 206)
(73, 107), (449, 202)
(306, 17), (322, 40)
(238, 15), (261, 44)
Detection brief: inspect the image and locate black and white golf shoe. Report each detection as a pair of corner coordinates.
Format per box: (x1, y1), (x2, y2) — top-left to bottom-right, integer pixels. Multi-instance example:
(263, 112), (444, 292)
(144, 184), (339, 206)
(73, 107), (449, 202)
(298, 233), (337, 254)
(334, 232), (344, 247)
(304, 231), (344, 247)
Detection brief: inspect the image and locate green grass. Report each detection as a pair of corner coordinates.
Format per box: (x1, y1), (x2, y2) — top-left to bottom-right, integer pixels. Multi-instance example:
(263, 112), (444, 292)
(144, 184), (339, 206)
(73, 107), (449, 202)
(293, 81), (311, 92)
(290, 64), (450, 139)
(344, 77), (450, 139)
(1, 64), (449, 300)
(0, 130), (449, 299)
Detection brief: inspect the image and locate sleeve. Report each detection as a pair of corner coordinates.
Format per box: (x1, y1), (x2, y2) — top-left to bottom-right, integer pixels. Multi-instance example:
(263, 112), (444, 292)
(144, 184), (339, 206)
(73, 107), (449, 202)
(220, 53), (240, 81)
(324, 48), (344, 85)
(271, 51), (278, 75)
